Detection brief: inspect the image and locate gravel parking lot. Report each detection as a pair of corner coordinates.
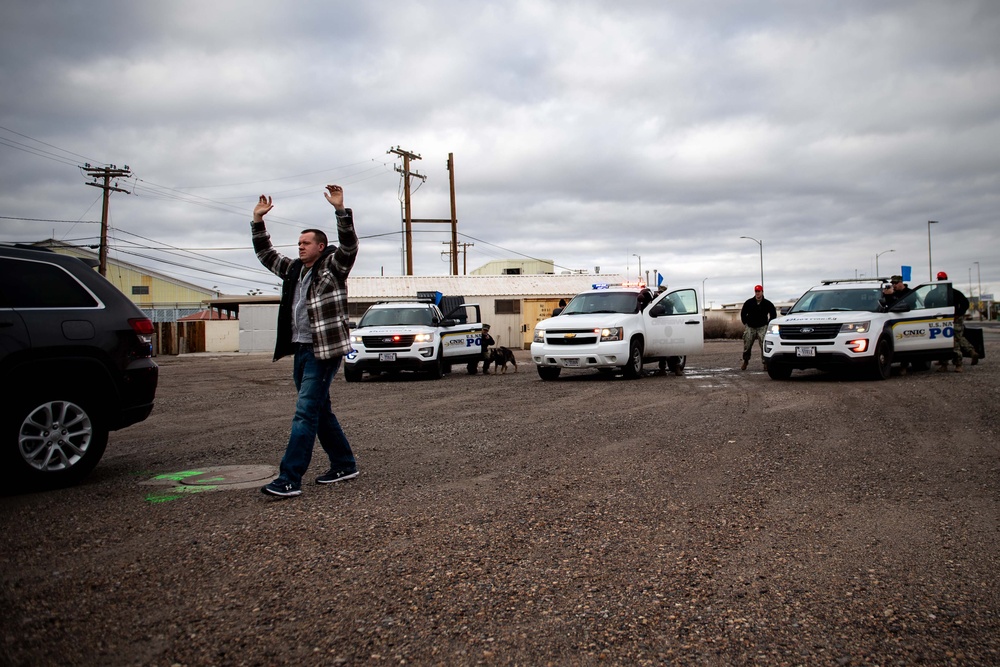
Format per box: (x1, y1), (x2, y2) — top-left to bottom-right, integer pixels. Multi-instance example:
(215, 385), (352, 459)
(2, 334), (999, 666)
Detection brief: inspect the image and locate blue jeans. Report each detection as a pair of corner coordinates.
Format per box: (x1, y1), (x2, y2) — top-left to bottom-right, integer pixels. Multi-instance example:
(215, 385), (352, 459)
(278, 345), (355, 487)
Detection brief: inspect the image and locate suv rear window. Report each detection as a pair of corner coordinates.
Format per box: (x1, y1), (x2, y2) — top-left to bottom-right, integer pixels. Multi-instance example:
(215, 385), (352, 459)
(0, 257), (100, 308)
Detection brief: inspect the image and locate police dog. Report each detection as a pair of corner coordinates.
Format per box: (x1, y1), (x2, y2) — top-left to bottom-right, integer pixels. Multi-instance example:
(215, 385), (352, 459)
(489, 346), (518, 374)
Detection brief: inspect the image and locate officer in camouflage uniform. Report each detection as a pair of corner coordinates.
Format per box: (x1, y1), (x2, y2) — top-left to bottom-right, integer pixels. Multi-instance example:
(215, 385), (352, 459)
(935, 271), (979, 373)
(740, 284), (777, 370)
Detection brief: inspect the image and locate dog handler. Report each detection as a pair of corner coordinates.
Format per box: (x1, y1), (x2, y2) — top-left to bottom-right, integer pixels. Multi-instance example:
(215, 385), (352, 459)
(475, 323), (495, 374)
(251, 185), (360, 497)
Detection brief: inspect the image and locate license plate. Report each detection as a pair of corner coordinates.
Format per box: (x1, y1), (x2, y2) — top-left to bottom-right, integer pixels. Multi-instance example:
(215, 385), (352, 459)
(379, 352), (397, 362)
(564, 358), (580, 367)
(795, 346), (816, 357)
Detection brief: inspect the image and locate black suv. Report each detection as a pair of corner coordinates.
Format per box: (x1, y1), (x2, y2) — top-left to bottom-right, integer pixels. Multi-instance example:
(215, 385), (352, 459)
(0, 244), (159, 489)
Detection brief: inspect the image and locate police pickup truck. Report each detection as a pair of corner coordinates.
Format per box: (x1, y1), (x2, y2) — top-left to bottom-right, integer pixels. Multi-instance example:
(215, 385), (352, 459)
(530, 283), (704, 380)
(344, 296), (485, 381)
(763, 278), (957, 380)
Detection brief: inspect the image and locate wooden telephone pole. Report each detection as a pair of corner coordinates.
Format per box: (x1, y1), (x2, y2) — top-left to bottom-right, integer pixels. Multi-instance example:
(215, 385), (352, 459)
(390, 148), (460, 275)
(389, 147), (425, 275)
(83, 164), (131, 276)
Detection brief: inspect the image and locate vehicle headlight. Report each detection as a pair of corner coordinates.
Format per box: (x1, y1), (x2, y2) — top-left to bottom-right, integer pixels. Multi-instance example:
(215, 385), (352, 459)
(769, 324), (780, 334)
(840, 321), (870, 334)
(533, 329), (545, 343)
(414, 333), (432, 342)
(350, 335), (363, 343)
(599, 327), (623, 342)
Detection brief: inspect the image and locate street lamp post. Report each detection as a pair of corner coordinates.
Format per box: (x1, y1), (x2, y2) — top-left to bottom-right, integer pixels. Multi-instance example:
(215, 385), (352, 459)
(876, 249), (895, 277)
(974, 261), (982, 319)
(632, 254), (642, 283)
(740, 236), (763, 288)
(927, 220), (938, 280)
(702, 277), (712, 315)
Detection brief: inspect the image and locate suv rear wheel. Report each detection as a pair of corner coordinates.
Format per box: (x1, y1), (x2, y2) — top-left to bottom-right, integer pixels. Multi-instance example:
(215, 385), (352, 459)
(6, 394), (109, 489)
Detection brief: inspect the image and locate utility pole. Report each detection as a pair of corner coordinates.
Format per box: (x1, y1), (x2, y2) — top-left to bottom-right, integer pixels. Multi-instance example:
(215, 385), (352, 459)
(83, 164), (131, 276)
(389, 147), (425, 275)
(440, 241), (475, 275)
(409, 151), (460, 275)
(456, 242), (475, 275)
(447, 153), (458, 275)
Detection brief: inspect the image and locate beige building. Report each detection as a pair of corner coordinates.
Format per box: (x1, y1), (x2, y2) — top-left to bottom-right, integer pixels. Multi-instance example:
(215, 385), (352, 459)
(471, 258), (556, 275)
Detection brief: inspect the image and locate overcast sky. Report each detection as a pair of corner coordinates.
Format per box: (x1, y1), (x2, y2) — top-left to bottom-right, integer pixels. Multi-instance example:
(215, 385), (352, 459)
(2, 0), (998, 307)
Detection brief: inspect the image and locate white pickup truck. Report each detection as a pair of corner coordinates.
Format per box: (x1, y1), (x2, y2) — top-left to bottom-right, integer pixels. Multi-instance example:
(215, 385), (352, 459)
(530, 284), (704, 380)
(344, 300), (485, 381)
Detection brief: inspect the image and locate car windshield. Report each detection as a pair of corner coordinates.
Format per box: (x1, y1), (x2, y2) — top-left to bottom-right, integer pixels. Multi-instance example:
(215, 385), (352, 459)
(789, 288), (883, 313)
(359, 307), (433, 326)
(562, 291), (640, 315)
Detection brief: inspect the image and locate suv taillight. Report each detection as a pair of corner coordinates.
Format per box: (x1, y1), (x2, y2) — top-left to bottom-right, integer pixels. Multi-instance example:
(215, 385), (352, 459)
(129, 318), (155, 336)
(129, 317), (155, 357)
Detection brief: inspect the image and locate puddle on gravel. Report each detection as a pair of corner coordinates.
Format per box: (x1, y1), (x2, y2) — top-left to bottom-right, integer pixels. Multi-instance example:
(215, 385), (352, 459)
(140, 465), (278, 503)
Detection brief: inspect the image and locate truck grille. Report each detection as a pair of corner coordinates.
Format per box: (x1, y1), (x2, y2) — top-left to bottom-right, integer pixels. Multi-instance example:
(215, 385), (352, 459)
(362, 335), (416, 348)
(547, 334), (599, 345)
(779, 324), (841, 340)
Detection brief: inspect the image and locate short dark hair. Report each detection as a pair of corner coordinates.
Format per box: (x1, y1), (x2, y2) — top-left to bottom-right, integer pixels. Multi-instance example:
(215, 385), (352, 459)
(300, 229), (328, 247)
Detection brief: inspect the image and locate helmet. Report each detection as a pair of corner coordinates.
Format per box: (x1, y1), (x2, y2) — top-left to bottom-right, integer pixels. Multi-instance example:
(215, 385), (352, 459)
(936, 271), (948, 280)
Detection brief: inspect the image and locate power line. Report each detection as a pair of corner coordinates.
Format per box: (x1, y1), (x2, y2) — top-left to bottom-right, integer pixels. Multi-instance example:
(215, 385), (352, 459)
(110, 228), (274, 275)
(457, 231), (582, 273)
(0, 137), (83, 168)
(0, 125), (103, 164)
(0, 215), (100, 224)
(173, 158), (391, 190)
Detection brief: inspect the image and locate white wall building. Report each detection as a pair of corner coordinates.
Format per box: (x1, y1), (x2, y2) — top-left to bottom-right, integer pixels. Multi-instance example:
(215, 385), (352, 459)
(238, 273), (625, 353)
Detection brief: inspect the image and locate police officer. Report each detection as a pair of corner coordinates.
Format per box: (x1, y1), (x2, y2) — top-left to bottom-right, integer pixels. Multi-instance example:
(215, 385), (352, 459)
(740, 285), (777, 370)
(881, 275), (913, 307)
(935, 271), (979, 372)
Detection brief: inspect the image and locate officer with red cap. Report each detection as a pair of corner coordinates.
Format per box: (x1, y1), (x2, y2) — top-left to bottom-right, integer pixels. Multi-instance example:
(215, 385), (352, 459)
(740, 284), (777, 370)
(935, 271), (979, 371)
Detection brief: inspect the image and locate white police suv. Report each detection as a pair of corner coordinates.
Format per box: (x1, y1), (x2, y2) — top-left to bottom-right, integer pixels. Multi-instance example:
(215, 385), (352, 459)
(344, 300), (485, 381)
(763, 278), (957, 380)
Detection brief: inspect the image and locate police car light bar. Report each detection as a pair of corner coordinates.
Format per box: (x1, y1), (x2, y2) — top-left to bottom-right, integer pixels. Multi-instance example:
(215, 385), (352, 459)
(592, 281), (646, 289)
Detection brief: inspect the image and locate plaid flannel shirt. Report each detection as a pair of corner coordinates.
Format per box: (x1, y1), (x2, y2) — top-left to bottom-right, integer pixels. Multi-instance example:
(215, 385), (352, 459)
(252, 210), (358, 361)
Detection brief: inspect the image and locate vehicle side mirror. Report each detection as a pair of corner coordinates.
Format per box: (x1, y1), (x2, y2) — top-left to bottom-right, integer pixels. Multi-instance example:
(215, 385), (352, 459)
(889, 302), (911, 313)
(439, 318), (457, 327)
(648, 303), (664, 317)
(348, 321), (357, 329)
